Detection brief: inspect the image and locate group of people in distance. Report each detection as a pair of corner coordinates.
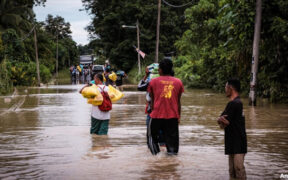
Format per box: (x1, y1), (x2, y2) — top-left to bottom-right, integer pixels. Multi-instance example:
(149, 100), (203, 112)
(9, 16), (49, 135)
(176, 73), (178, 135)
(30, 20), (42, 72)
(80, 58), (247, 180)
(70, 64), (92, 84)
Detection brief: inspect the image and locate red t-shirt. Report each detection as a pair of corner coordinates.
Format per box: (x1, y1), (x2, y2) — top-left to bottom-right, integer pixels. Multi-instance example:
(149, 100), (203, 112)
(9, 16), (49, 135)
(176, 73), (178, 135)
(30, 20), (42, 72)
(147, 76), (184, 119)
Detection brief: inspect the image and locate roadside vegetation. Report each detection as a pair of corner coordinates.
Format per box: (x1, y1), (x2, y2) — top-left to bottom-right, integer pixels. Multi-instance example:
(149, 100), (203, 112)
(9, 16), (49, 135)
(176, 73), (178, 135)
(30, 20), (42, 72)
(1, 0), (287, 102)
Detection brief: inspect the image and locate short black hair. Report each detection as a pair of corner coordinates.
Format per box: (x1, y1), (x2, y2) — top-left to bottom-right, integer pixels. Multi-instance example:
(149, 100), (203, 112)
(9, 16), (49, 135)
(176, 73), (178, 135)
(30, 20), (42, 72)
(227, 78), (241, 92)
(94, 73), (103, 82)
(170, 69), (175, 76)
(105, 68), (110, 73)
(159, 58), (173, 75)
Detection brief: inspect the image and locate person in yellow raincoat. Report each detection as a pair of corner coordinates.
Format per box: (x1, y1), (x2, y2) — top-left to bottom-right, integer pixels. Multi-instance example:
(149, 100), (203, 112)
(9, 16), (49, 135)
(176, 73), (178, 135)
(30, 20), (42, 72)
(79, 73), (111, 135)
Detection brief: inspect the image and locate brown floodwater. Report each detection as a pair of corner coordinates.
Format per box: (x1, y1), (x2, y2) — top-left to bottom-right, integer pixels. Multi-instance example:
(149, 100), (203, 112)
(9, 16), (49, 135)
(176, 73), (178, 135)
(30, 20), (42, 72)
(0, 85), (287, 180)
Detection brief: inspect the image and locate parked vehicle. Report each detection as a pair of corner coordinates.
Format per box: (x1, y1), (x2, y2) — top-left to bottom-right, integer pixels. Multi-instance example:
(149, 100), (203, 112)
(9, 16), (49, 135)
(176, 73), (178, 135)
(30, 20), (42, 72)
(92, 65), (105, 74)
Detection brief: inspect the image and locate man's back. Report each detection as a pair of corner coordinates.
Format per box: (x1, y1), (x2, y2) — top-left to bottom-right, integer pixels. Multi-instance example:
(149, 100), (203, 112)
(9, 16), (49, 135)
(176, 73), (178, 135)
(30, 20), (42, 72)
(148, 76), (184, 119)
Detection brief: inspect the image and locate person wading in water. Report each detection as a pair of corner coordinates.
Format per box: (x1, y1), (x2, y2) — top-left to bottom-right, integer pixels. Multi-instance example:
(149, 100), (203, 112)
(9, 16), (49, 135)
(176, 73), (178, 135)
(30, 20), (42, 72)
(147, 58), (184, 155)
(217, 78), (247, 179)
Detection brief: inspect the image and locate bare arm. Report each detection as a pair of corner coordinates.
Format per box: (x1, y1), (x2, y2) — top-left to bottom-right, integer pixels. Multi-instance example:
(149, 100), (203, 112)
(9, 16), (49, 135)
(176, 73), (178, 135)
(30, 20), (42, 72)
(143, 68), (149, 81)
(217, 115), (229, 129)
(79, 84), (89, 94)
(150, 91), (154, 111)
(178, 93), (182, 124)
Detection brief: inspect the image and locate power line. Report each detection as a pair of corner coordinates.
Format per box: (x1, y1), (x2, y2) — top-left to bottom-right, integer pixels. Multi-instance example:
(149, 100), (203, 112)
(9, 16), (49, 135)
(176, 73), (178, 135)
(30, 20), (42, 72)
(4, 25), (36, 43)
(162, 0), (194, 8)
(17, 25), (36, 42)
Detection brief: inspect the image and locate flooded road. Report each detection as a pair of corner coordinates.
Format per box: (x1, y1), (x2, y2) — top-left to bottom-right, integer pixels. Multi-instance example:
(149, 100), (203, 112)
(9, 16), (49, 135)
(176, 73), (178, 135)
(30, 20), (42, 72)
(0, 85), (287, 180)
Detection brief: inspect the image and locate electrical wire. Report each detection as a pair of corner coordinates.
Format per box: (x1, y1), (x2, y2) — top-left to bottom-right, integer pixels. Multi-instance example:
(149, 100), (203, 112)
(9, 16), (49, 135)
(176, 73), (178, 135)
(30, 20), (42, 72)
(4, 25), (36, 43)
(162, 0), (194, 8)
(17, 25), (36, 42)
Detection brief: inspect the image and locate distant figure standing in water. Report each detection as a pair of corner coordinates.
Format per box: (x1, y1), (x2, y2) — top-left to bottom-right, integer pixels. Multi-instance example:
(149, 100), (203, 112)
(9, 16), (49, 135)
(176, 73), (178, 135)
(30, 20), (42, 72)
(147, 58), (184, 155)
(116, 70), (127, 91)
(217, 78), (247, 179)
(79, 73), (111, 135)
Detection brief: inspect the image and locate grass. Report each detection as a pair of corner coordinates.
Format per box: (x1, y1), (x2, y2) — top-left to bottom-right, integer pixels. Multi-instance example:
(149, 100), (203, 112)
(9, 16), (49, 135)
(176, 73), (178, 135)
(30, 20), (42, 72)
(54, 69), (71, 85)
(127, 64), (147, 84)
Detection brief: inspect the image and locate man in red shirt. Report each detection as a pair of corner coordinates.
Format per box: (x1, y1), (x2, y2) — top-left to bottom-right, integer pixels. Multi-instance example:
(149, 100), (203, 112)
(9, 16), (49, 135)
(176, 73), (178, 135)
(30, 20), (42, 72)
(147, 58), (184, 155)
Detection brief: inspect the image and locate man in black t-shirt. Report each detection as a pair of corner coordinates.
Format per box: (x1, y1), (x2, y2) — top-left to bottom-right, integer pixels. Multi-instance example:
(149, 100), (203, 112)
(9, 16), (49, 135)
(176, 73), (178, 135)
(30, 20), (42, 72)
(116, 70), (126, 91)
(217, 78), (247, 179)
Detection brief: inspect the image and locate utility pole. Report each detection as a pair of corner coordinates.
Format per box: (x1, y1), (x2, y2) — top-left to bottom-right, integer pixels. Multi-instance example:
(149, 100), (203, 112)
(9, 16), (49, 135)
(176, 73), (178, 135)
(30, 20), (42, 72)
(155, 0), (161, 63)
(33, 27), (41, 87)
(249, 0), (262, 106)
(122, 21), (141, 74)
(136, 20), (141, 75)
(56, 28), (59, 77)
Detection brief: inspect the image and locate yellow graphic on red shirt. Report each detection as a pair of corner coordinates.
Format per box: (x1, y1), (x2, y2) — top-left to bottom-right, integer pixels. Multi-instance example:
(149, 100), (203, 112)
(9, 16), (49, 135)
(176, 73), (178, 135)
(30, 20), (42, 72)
(160, 81), (174, 99)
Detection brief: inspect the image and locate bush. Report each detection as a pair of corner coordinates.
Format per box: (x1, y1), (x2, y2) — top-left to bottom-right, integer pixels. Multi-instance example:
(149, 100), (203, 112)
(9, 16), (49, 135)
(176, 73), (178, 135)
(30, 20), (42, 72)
(11, 62), (37, 86)
(40, 64), (52, 83)
(10, 62), (52, 86)
(0, 59), (13, 94)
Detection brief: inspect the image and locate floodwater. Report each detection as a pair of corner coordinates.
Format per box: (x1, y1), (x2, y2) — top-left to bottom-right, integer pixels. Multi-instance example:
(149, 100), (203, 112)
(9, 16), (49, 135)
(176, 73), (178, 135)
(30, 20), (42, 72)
(0, 85), (287, 180)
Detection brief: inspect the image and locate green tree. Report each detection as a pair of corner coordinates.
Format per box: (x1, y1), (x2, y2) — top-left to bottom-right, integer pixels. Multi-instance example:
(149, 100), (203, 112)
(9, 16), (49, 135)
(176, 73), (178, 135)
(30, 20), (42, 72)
(82, 0), (192, 71)
(0, 1), (79, 91)
(175, 0), (288, 102)
(44, 14), (72, 39)
(0, 0), (46, 34)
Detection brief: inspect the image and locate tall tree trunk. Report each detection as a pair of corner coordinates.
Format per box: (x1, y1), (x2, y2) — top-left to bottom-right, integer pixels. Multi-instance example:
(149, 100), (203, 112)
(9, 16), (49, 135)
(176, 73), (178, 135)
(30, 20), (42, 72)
(249, 0), (262, 106)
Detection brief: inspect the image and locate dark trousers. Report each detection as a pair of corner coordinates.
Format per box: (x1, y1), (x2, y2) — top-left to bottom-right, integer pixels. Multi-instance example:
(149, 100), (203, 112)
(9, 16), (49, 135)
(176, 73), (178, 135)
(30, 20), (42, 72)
(148, 118), (179, 155)
(91, 117), (109, 135)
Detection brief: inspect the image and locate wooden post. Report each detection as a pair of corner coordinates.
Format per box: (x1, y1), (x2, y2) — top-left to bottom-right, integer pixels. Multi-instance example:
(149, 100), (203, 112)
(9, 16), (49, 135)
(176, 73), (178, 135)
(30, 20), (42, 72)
(33, 27), (41, 87)
(56, 28), (59, 77)
(249, 0), (262, 106)
(155, 0), (161, 63)
(137, 20), (141, 75)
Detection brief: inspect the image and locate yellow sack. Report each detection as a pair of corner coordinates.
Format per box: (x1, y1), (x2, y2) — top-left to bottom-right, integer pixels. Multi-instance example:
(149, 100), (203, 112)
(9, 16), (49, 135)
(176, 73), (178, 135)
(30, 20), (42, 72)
(108, 85), (124, 103)
(87, 94), (103, 106)
(108, 72), (117, 82)
(81, 84), (101, 98)
(77, 65), (82, 72)
(103, 73), (106, 82)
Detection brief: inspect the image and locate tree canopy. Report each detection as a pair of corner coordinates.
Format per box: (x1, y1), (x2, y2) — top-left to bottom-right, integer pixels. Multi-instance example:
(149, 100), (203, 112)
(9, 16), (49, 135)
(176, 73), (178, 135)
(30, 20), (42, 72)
(44, 14), (72, 39)
(0, 0), (78, 92)
(82, 0), (192, 71)
(174, 0), (288, 102)
(1, 0), (287, 102)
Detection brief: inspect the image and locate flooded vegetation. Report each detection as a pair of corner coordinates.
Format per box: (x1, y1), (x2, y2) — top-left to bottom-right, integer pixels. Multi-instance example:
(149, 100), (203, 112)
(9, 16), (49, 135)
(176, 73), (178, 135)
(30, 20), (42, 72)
(0, 85), (287, 179)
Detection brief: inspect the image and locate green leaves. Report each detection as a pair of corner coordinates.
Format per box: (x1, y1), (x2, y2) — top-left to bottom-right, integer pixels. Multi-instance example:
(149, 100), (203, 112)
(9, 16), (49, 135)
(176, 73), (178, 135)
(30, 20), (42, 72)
(0, 0), (79, 91)
(82, 0), (192, 71)
(175, 0), (288, 102)
(44, 14), (72, 39)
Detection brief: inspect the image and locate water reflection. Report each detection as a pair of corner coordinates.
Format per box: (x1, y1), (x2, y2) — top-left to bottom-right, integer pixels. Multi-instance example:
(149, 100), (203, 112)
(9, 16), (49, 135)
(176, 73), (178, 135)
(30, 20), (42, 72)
(141, 156), (181, 180)
(87, 135), (112, 159)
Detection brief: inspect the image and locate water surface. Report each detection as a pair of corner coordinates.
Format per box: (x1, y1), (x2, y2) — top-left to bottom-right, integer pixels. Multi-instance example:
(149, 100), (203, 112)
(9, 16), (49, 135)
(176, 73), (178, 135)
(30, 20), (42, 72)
(0, 85), (287, 179)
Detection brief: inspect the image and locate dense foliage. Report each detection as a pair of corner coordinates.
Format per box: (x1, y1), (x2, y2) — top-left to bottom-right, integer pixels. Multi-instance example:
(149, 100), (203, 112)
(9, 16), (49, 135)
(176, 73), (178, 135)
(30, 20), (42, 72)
(0, 0), (78, 94)
(82, 0), (192, 71)
(1, 0), (287, 102)
(174, 0), (288, 102)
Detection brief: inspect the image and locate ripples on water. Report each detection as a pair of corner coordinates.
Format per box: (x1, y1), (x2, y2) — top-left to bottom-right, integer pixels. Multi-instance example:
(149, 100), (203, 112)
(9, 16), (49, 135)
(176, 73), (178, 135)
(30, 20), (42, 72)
(0, 85), (287, 179)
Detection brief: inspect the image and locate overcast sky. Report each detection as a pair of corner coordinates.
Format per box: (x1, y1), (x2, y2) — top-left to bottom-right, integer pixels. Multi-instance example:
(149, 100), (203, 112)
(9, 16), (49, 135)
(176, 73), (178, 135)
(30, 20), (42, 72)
(34, 0), (91, 45)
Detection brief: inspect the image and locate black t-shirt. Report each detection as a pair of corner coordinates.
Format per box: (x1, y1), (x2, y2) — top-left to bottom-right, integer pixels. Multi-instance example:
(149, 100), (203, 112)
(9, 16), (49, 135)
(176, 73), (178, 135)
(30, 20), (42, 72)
(221, 96), (247, 154)
(116, 75), (124, 86)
